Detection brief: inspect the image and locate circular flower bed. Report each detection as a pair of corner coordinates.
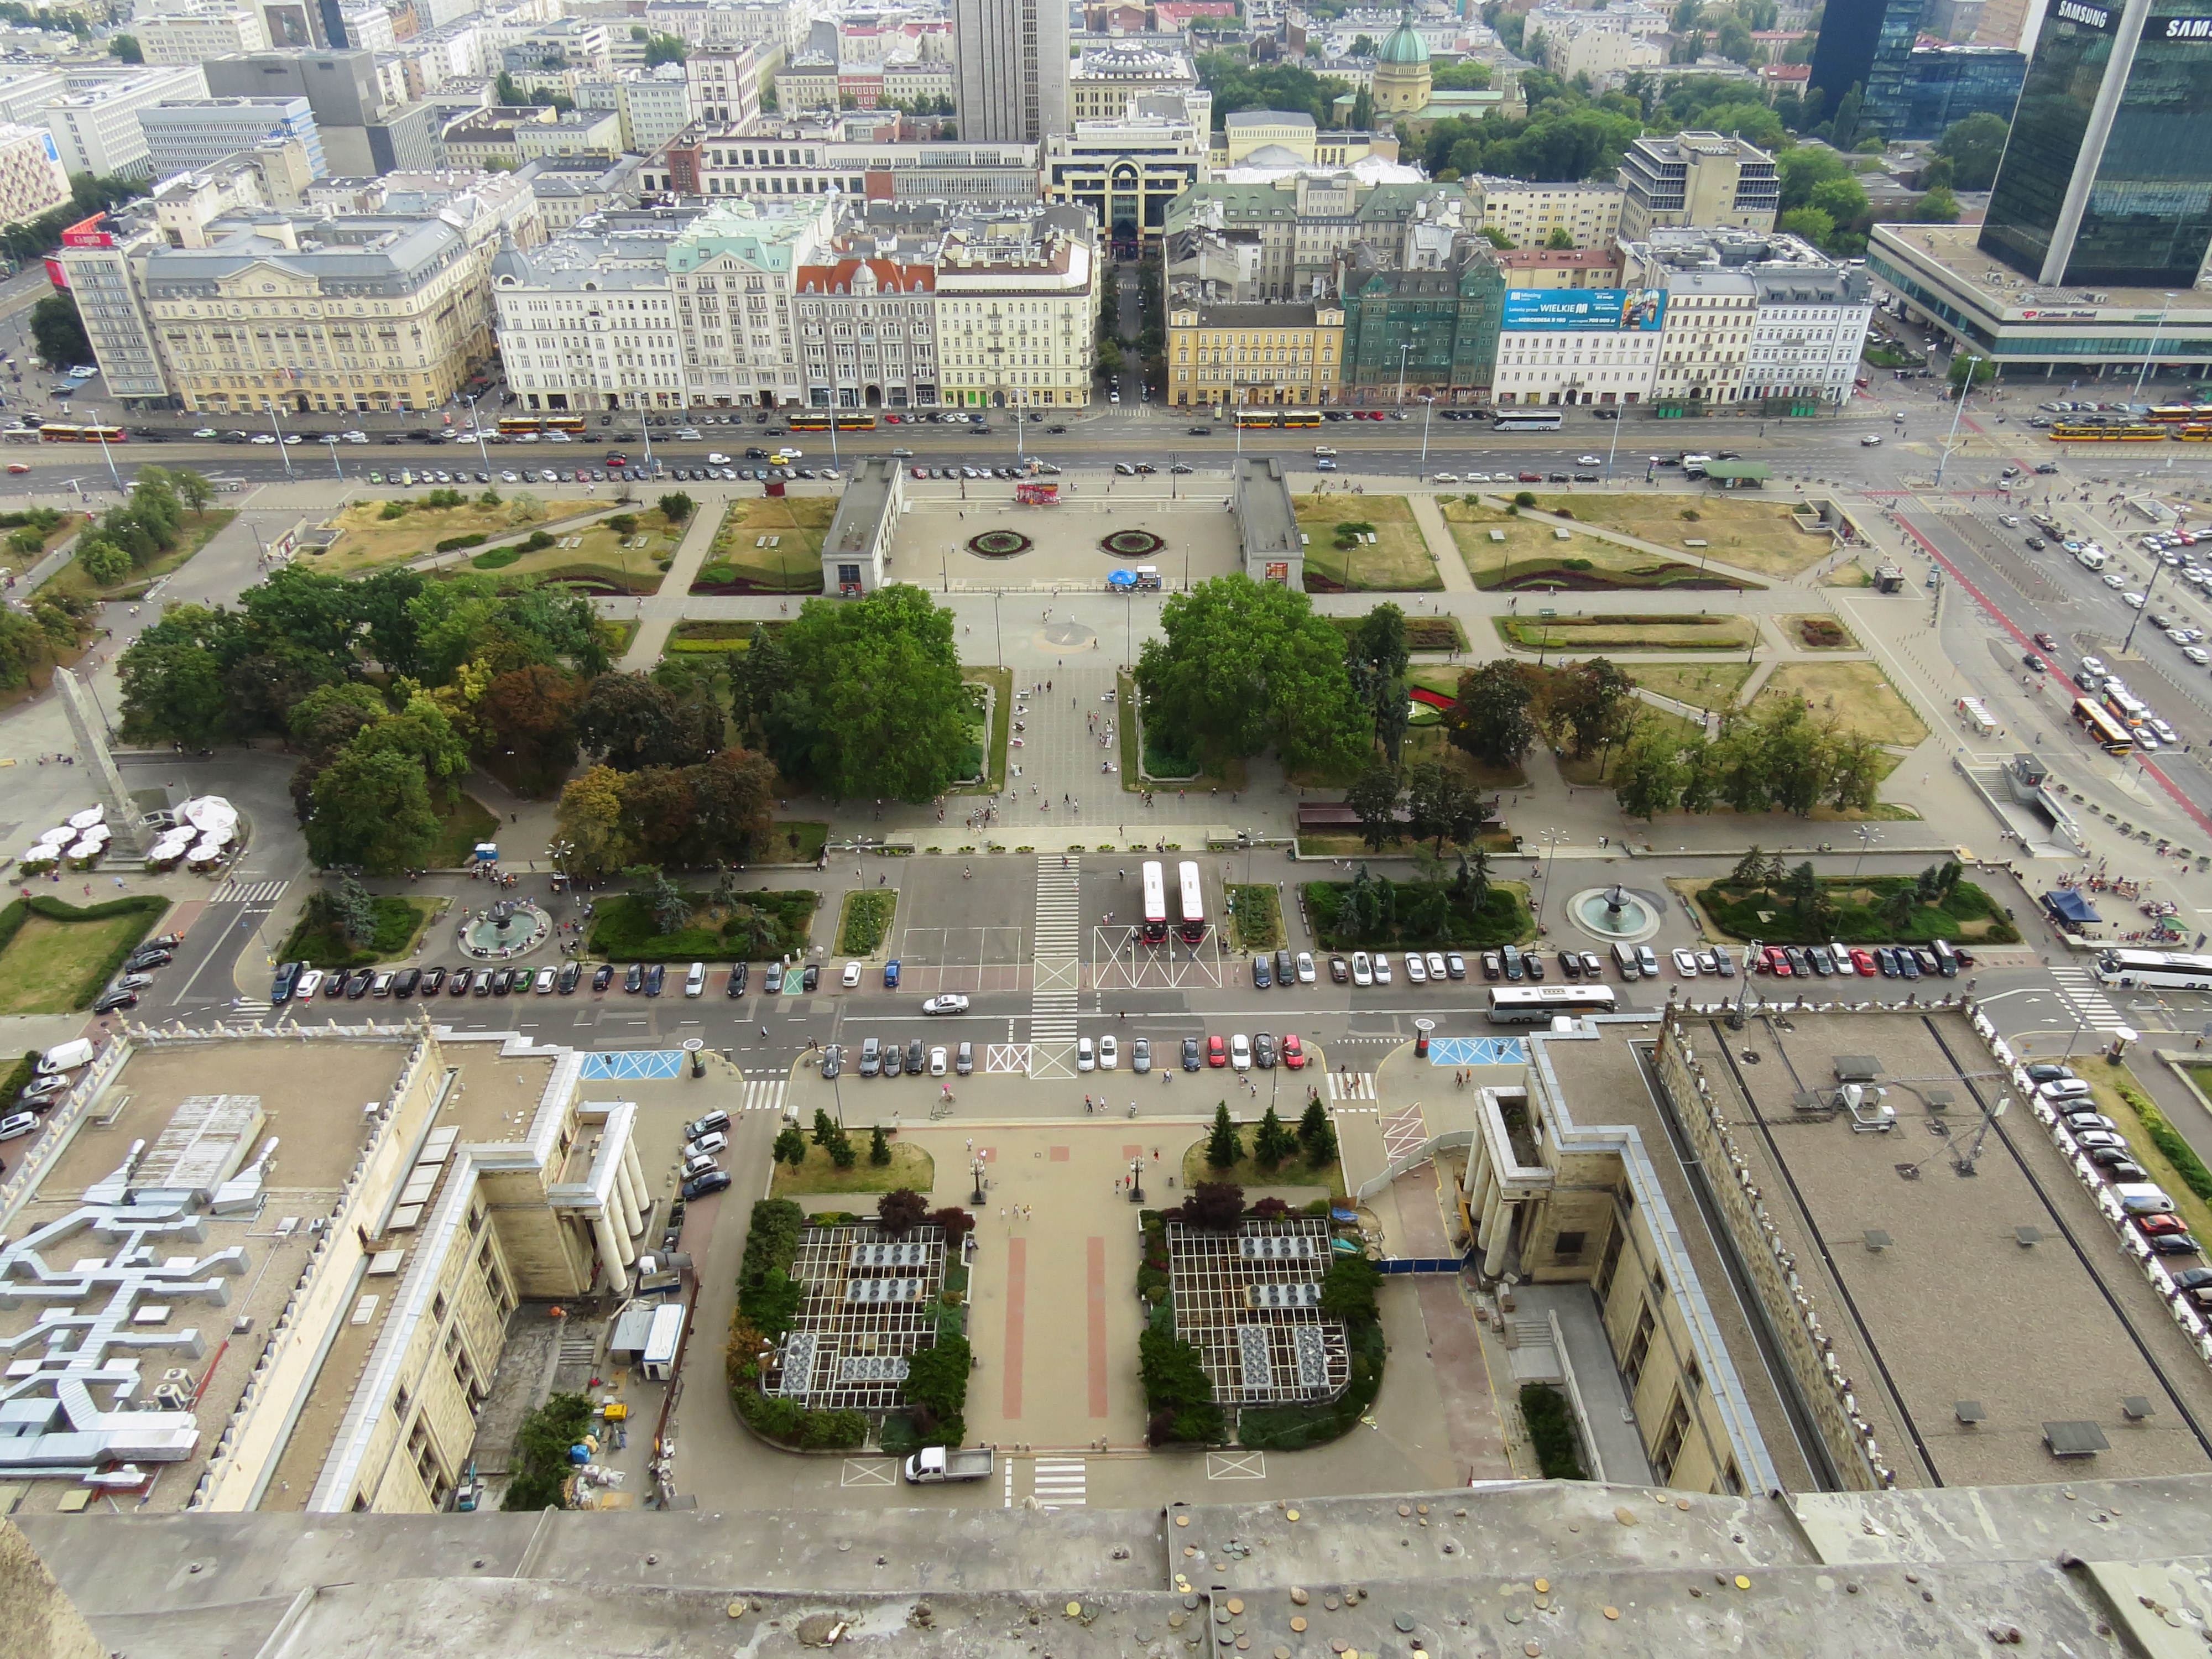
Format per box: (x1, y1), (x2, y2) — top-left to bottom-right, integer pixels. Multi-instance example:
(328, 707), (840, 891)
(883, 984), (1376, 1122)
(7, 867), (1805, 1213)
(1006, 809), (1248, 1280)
(1102, 528), (1165, 557)
(967, 529), (1033, 557)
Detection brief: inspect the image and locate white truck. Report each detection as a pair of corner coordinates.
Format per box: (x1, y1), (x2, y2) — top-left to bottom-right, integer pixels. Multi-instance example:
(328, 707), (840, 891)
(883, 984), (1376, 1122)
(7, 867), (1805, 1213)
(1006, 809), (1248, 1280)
(903, 1446), (994, 1484)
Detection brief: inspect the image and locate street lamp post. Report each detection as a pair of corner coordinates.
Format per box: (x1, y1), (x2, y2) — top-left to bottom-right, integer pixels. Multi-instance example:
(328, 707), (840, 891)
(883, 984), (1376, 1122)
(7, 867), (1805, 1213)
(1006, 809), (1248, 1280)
(462, 392), (493, 476)
(1933, 357), (1981, 489)
(323, 435), (343, 481)
(1396, 343), (1411, 409)
(1850, 822), (1882, 883)
(1604, 396), (1625, 482)
(267, 399), (295, 481)
(1534, 827), (1567, 932)
(85, 406), (124, 494)
(2133, 293), (2176, 400)
(1417, 394), (1434, 482)
(2119, 558), (2168, 655)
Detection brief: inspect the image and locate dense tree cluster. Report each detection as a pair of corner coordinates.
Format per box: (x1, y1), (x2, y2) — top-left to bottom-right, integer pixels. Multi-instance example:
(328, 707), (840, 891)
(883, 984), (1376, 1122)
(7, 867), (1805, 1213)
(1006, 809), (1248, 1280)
(68, 467), (212, 587)
(1610, 697), (1887, 821)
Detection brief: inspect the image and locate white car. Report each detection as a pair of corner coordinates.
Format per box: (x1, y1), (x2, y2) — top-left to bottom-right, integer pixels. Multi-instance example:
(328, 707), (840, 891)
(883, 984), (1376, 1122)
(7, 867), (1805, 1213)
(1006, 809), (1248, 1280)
(707, 451), (731, 465)
(1372, 952), (1393, 984)
(1078, 1036), (1095, 1071)
(2080, 654), (2107, 675)
(1296, 951), (1316, 984)
(2150, 718), (2180, 746)
(2122, 591), (2147, 608)
(841, 961), (862, 988)
(1405, 952), (1428, 984)
(2184, 645), (2210, 665)
(294, 968), (324, 999)
(341, 430), (368, 443)
(1230, 1033), (1252, 1071)
(1672, 948), (1700, 976)
(500, 470), (519, 483)
(1577, 455), (1602, 466)
(2102, 572), (2128, 589)
(0, 1112), (36, 1142)
(929, 1046), (948, 1077)
(250, 432), (277, 444)
(921, 994), (969, 1014)
(1099, 1034), (1118, 1069)
(1860, 433), (1882, 446)
(1426, 951), (1447, 980)
(535, 967), (556, 992)
(1351, 951), (1373, 987)
(1432, 472), (1460, 483)
(892, 447), (914, 457)
(686, 1131), (729, 1157)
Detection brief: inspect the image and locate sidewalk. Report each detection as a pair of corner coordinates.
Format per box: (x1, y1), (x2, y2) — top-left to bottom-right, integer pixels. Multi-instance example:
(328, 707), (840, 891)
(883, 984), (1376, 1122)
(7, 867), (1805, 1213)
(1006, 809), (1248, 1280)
(619, 489), (737, 671)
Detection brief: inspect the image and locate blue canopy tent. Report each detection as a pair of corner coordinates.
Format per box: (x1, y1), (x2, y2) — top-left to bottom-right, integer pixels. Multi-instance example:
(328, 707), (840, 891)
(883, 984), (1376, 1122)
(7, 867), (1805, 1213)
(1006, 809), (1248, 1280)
(2042, 889), (2101, 927)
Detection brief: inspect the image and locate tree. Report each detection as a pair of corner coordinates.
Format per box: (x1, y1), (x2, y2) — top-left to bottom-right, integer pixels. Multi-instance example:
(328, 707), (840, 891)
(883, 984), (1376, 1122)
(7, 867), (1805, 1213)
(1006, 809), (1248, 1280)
(1911, 184), (1961, 222)
(1544, 657), (1635, 762)
(334, 875), (380, 946)
(1543, 225), (1577, 249)
(827, 1128), (857, 1168)
(1318, 1255), (1380, 1324)
(773, 1124), (807, 1167)
(30, 293), (90, 367)
(1949, 351), (1995, 389)
(109, 31), (141, 59)
(1777, 144), (1854, 210)
(305, 746), (439, 874)
(173, 469), (215, 515)
(1253, 1105), (1297, 1169)
(778, 584), (974, 801)
(1404, 758), (1484, 854)
(1778, 206), (1835, 248)
(877, 1186), (927, 1233)
(1446, 660), (1537, 769)
(868, 1124), (893, 1166)
(1612, 723), (1688, 820)
(554, 764), (633, 874)
(480, 662), (586, 782)
(1185, 1179), (1245, 1229)
(659, 491), (694, 524)
(1206, 1101), (1243, 1168)
(811, 1108), (839, 1148)
(1297, 1096), (1337, 1165)
(643, 30), (686, 64)
(1345, 764), (1404, 852)
(1936, 110), (2008, 190)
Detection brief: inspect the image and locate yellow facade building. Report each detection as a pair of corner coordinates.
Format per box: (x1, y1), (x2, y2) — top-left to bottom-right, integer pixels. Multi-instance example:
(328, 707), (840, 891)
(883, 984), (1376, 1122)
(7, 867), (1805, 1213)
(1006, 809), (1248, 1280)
(1167, 294), (1344, 409)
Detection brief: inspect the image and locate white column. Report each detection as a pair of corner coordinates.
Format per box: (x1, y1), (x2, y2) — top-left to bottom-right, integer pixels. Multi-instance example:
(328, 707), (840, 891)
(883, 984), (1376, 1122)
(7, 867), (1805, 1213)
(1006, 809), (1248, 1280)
(612, 1167), (641, 1239)
(1464, 1137), (1493, 1228)
(1477, 1178), (1503, 1250)
(623, 1141), (649, 1214)
(593, 1209), (630, 1293)
(1483, 1198), (1514, 1279)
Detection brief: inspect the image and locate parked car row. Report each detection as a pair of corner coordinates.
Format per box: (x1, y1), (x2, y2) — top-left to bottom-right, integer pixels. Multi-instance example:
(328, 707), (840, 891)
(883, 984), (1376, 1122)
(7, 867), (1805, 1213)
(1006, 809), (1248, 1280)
(681, 1109), (732, 1200)
(92, 932), (183, 1015)
(2035, 1064), (2205, 1270)
(1192, 1032), (1307, 1072)
(857, 1036), (975, 1078)
(1747, 938), (1966, 979)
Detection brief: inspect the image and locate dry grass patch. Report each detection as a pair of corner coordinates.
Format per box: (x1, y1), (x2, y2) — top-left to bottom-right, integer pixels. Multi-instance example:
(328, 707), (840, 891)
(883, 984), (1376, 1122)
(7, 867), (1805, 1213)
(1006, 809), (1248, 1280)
(1627, 661), (1755, 711)
(310, 496), (594, 576)
(1524, 492), (1832, 578)
(1438, 497), (1754, 591)
(1752, 660), (1929, 747)
(694, 495), (835, 593)
(468, 507), (683, 592)
(1293, 493), (1440, 591)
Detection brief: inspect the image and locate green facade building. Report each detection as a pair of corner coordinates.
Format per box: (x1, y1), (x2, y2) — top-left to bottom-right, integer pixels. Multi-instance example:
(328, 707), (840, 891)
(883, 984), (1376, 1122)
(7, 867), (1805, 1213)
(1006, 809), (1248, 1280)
(1337, 240), (1504, 404)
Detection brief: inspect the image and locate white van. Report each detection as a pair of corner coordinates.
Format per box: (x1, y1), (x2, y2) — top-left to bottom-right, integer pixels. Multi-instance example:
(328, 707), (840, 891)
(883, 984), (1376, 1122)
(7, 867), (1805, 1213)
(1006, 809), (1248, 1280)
(2076, 547), (2107, 571)
(2115, 1183), (2177, 1215)
(684, 961), (707, 998)
(36, 1039), (94, 1076)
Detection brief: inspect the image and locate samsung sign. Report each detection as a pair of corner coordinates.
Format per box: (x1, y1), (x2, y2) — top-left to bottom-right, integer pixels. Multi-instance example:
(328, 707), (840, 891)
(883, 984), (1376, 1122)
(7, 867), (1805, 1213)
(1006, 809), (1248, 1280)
(1501, 288), (1668, 333)
(2054, 0), (2116, 28)
(2157, 14), (2212, 36)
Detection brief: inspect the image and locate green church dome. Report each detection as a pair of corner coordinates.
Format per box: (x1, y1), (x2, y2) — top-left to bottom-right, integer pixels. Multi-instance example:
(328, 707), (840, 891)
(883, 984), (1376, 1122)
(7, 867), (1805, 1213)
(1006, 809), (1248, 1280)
(1378, 12), (1431, 64)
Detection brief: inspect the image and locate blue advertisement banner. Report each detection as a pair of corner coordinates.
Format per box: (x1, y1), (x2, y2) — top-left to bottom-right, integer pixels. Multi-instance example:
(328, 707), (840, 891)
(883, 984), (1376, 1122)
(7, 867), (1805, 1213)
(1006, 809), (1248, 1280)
(1501, 287), (1667, 332)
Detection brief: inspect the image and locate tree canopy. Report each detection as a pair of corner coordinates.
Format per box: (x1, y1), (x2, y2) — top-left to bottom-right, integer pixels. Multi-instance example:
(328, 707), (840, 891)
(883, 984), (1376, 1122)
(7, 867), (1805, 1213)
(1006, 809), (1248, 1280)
(1135, 573), (1369, 775)
(1934, 111), (2007, 191)
(769, 583), (974, 801)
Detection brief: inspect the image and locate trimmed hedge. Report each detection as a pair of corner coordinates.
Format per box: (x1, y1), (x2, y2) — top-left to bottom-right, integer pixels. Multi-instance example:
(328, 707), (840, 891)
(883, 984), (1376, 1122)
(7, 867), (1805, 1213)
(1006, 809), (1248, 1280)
(1305, 877), (1532, 951)
(588, 887), (816, 962)
(2116, 1079), (2212, 1204)
(436, 532), (490, 552)
(1695, 874), (2020, 946)
(279, 893), (427, 971)
(837, 889), (895, 955)
(1520, 1383), (1586, 1479)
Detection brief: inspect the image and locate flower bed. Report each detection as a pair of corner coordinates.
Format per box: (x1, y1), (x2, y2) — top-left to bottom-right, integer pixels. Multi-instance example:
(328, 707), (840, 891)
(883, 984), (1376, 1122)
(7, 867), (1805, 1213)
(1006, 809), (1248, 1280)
(1102, 528), (1165, 557)
(967, 529), (1032, 557)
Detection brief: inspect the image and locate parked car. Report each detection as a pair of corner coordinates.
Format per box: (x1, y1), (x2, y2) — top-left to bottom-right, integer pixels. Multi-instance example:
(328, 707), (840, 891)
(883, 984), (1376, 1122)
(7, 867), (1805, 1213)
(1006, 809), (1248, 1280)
(1182, 1035), (1203, 1071)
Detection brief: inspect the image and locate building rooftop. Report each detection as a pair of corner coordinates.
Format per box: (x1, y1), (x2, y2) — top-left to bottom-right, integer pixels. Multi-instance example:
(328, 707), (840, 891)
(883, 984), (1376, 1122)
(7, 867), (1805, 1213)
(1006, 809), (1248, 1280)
(1871, 220), (2212, 319)
(1696, 1008), (2212, 1488)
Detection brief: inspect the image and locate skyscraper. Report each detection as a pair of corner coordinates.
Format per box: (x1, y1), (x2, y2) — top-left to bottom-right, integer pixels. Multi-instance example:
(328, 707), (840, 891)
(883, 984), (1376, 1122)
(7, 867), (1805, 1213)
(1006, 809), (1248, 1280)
(951, 0), (1068, 143)
(1979, 0), (2212, 288)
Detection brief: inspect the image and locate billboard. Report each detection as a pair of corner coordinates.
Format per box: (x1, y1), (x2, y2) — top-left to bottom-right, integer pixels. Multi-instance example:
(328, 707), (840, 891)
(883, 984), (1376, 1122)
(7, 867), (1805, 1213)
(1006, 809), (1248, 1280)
(1502, 287), (1667, 333)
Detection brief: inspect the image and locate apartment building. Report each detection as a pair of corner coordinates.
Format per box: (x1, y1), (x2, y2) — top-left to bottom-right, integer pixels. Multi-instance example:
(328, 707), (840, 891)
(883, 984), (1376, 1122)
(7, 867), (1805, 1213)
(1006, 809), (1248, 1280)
(440, 102), (557, 168)
(138, 97), (327, 181)
(0, 66), (62, 127)
(42, 65), (211, 179)
(682, 44), (763, 128)
(1334, 231), (1506, 404)
(1523, 0), (1666, 82)
(1645, 265), (1756, 408)
(513, 108), (623, 160)
(1166, 290), (1344, 409)
(54, 211), (170, 403)
(1492, 283), (1663, 406)
(0, 122), (66, 224)
(1625, 226), (1872, 408)
(491, 221), (689, 409)
(135, 6), (271, 65)
(659, 133), (1038, 206)
(1616, 131), (1780, 241)
(1494, 246), (1625, 289)
(794, 251), (937, 408)
(934, 204), (1098, 409)
(667, 195), (836, 408)
(1164, 175), (1475, 302)
(1474, 176), (1624, 249)
(514, 152), (643, 231)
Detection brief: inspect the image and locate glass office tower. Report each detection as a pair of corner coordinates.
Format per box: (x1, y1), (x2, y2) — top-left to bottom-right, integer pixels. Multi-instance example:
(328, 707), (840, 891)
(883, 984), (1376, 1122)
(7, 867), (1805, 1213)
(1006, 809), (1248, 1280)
(1979, 0), (2212, 288)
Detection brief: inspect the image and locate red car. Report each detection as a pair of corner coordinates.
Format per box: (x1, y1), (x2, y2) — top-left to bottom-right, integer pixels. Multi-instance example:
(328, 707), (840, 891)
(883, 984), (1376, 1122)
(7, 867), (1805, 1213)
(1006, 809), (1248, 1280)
(1765, 945), (1793, 975)
(1206, 1034), (1227, 1068)
(2139, 1213), (2190, 1238)
(1518, 470), (1542, 482)
(1281, 1033), (1305, 1070)
(1849, 947), (1876, 975)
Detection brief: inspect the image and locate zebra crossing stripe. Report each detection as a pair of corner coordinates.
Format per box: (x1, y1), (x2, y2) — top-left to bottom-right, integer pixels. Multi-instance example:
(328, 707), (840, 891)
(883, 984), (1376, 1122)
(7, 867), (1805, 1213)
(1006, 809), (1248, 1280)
(743, 1079), (787, 1114)
(2050, 968), (2125, 1030)
(215, 880), (289, 906)
(1327, 1072), (1378, 1101)
(1032, 1458), (1086, 1507)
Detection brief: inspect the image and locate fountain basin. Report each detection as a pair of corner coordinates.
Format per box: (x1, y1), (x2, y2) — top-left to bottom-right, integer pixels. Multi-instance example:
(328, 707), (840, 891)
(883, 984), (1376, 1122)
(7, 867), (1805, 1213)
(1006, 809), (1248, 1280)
(1563, 885), (1662, 945)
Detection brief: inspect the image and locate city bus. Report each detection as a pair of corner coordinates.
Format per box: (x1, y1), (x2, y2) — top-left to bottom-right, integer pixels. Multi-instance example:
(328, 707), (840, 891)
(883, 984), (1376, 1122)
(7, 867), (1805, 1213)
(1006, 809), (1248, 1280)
(542, 414), (586, 435)
(2073, 697), (2134, 755)
(1491, 410), (1564, 431)
(786, 412), (834, 431)
(38, 424), (124, 443)
(2174, 424), (2212, 442)
(1176, 860), (1206, 945)
(1140, 860), (1168, 945)
(2093, 949), (2212, 990)
(2048, 422), (2166, 441)
(2146, 404), (2212, 422)
(1232, 408), (1323, 429)
(2105, 686), (2152, 729)
(1487, 984), (1618, 1022)
(498, 416), (542, 436)
(835, 413), (877, 431)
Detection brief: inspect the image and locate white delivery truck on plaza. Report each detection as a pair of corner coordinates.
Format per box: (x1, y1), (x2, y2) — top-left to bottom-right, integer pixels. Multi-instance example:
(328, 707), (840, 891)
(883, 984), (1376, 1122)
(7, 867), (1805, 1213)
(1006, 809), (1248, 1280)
(904, 1446), (995, 1483)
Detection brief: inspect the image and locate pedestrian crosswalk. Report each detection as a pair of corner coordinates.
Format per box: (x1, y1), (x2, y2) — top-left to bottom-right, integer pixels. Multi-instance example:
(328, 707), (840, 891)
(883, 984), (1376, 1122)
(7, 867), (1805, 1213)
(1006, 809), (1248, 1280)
(1327, 1071), (1378, 1101)
(232, 998), (274, 1017)
(213, 880), (289, 906)
(1030, 856), (1082, 1051)
(2051, 966), (2126, 1031)
(742, 1079), (787, 1115)
(1030, 1458), (1087, 1509)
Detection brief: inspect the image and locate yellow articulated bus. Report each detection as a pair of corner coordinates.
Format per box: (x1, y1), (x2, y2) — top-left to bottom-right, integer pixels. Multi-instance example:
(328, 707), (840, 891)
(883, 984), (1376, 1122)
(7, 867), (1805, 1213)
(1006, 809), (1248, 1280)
(2047, 422), (2167, 441)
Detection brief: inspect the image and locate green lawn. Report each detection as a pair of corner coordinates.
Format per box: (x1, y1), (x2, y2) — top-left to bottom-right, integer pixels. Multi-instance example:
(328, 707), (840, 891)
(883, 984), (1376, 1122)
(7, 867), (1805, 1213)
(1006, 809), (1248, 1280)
(1180, 1137), (1344, 1199)
(693, 497), (832, 593)
(956, 667), (1011, 795)
(279, 894), (436, 971)
(0, 895), (170, 1013)
(588, 886), (816, 961)
(428, 793), (500, 870)
(770, 1140), (935, 1197)
(1691, 875), (2020, 945)
(1496, 613), (1758, 653)
(1294, 494), (1442, 591)
(44, 509), (237, 604)
(758, 822), (830, 863)
(1626, 662), (1755, 712)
